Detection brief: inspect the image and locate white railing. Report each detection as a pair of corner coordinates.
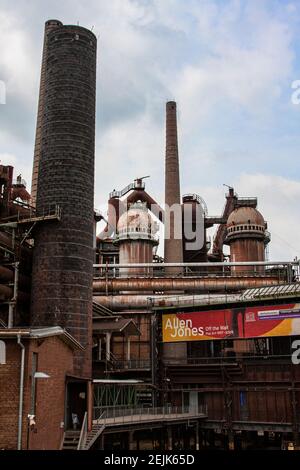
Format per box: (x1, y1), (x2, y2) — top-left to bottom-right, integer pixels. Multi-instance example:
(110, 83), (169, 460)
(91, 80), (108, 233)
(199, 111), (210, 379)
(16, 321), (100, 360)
(77, 411), (87, 450)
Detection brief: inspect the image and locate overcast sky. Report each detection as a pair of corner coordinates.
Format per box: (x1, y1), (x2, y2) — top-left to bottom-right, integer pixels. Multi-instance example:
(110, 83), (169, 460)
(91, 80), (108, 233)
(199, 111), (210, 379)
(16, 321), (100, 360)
(0, 0), (299, 260)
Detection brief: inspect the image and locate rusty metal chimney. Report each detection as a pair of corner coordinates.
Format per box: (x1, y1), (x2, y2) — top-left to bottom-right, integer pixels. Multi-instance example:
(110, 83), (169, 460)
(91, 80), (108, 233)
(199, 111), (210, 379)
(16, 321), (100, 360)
(164, 101), (183, 268)
(31, 20), (62, 207)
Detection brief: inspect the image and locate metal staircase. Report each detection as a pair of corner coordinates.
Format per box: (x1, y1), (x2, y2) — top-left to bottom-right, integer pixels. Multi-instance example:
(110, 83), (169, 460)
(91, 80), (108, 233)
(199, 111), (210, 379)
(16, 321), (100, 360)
(60, 430), (80, 450)
(82, 424), (106, 450)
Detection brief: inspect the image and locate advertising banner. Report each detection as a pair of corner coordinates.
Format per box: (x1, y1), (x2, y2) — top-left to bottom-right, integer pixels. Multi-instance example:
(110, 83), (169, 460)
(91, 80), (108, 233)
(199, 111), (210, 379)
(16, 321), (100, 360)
(162, 303), (300, 342)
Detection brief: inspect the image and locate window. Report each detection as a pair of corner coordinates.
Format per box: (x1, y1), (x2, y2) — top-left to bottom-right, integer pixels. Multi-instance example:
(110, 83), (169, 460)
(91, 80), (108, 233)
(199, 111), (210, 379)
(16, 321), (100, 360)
(0, 340), (6, 364)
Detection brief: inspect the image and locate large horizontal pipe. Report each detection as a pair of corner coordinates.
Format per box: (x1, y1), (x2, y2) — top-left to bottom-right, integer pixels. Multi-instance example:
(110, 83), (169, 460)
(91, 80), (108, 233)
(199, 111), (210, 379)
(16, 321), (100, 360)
(94, 295), (154, 310)
(0, 232), (16, 250)
(94, 261), (299, 268)
(0, 284), (14, 299)
(0, 265), (15, 281)
(93, 292), (246, 310)
(0, 265), (30, 288)
(93, 276), (280, 293)
(0, 232), (32, 256)
(0, 283), (30, 302)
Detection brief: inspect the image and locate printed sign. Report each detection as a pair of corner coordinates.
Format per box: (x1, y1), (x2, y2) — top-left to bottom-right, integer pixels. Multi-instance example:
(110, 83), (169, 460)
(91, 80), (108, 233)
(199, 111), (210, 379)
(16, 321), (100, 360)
(162, 303), (300, 342)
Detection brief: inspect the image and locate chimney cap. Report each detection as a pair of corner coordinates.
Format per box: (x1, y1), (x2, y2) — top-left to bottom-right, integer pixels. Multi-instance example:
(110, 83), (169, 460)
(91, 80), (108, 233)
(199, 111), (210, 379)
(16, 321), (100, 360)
(166, 100), (176, 108)
(45, 19), (63, 27)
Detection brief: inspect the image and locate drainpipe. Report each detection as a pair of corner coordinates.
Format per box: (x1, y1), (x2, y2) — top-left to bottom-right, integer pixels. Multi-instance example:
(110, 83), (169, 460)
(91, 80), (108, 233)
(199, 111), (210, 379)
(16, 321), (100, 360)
(17, 334), (25, 450)
(8, 262), (19, 328)
(87, 381), (93, 433)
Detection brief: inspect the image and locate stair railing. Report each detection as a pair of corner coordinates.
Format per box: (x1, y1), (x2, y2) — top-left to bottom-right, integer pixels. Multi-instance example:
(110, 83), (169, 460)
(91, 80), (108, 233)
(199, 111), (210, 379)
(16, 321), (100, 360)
(77, 411), (87, 450)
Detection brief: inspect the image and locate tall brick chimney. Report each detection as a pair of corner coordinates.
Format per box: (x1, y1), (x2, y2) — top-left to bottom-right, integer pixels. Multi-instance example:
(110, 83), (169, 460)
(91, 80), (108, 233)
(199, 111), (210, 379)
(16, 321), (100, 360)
(163, 101), (186, 362)
(31, 20), (63, 207)
(164, 101), (183, 267)
(31, 23), (97, 378)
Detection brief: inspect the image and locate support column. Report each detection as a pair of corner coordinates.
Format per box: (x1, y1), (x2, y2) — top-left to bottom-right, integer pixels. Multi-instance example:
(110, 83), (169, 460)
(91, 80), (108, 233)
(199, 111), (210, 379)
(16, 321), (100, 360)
(291, 365), (300, 449)
(228, 432), (235, 451)
(106, 332), (111, 360)
(87, 380), (93, 432)
(126, 337), (131, 362)
(98, 338), (102, 360)
(129, 431), (136, 450)
(167, 427), (172, 450)
(196, 422), (200, 450)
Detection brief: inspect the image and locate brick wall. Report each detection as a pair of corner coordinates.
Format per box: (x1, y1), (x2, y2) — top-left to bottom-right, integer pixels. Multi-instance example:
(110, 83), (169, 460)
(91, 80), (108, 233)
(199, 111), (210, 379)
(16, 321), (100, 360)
(31, 25), (97, 378)
(0, 340), (21, 449)
(0, 336), (74, 450)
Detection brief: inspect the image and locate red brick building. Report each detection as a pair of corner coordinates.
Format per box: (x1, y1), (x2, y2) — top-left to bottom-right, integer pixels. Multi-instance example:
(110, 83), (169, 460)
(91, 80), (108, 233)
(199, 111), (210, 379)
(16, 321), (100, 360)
(0, 327), (82, 450)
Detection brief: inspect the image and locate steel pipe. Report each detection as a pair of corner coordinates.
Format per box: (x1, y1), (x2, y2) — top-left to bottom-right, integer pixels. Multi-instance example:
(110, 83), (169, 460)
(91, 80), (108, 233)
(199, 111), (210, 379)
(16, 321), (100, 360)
(94, 295), (153, 310)
(93, 291), (250, 310)
(0, 283), (29, 301)
(93, 276), (280, 294)
(0, 284), (13, 298)
(0, 265), (15, 281)
(93, 295), (208, 310)
(0, 231), (32, 257)
(0, 232), (16, 249)
(0, 265), (30, 288)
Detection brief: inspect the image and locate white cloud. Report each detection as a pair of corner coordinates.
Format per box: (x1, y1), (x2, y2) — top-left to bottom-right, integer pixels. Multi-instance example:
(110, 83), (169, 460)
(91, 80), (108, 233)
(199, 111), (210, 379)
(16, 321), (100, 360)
(95, 112), (164, 208)
(169, 2), (294, 132)
(0, 11), (38, 105)
(0, 153), (16, 166)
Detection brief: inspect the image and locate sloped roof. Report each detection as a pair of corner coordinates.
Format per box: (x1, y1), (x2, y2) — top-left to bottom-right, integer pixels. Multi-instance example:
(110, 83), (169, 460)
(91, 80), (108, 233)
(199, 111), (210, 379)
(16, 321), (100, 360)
(0, 326), (83, 350)
(93, 317), (140, 336)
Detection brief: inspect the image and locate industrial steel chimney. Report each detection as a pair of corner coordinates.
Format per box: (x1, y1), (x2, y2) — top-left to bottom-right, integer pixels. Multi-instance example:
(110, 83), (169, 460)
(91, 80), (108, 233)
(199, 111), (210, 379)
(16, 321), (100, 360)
(164, 101), (183, 269)
(30, 23), (97, 378)
(163, 101), (186, 362)
(31, 20), (63, 207)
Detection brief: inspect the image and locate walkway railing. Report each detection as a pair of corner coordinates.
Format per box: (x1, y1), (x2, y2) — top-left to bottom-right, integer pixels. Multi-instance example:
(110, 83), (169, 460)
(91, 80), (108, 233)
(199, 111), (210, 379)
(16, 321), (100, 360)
(163, 353), (294, 366)
(93, 261), (299, 283)
(110, 359), (151, 371)
(93, 405), (207, 424)
(17, 203), (62, 223)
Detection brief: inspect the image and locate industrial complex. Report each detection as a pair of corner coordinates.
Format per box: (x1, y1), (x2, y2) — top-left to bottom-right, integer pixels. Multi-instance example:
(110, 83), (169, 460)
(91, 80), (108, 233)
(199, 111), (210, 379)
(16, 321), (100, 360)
(1, 19), (300, 451)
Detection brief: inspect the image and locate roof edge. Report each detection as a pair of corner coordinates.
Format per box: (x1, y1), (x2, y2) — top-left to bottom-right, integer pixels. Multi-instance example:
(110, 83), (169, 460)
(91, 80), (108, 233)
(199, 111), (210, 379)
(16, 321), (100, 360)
(0, 326), (84, 351)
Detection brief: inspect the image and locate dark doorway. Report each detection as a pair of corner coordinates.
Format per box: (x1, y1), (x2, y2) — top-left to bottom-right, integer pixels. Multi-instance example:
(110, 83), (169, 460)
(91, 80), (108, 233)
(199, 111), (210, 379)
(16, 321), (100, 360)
(66, 381), (87, 430)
